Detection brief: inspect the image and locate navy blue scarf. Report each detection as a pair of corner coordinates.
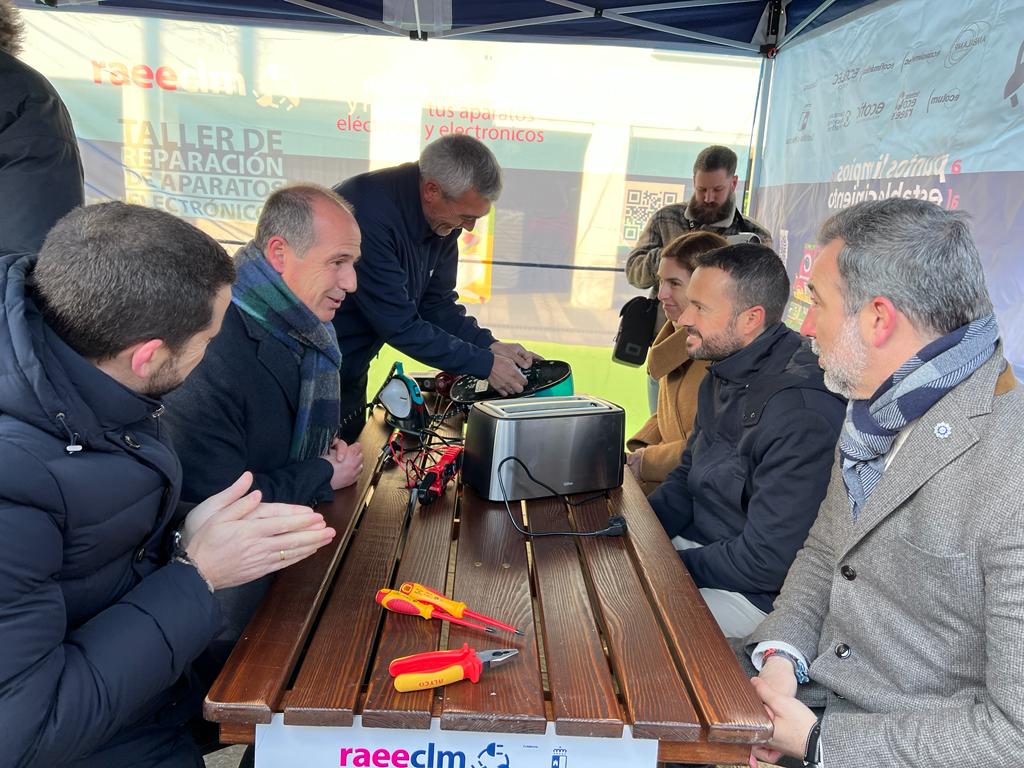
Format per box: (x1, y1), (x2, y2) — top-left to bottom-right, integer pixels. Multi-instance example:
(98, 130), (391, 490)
(840, 313), (999, 518)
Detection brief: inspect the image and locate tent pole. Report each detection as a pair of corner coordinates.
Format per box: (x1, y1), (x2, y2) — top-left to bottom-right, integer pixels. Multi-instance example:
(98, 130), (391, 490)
(602, 10), (760, 51)
(746, 55), (774, 216)
(545, 0), (759, 51)
(280, 0), (403, 35)
(612, 0), (763, 12)
(412, 0), (423, 40)
(778, 0), (838, 48)
(438, 11), (592, 38)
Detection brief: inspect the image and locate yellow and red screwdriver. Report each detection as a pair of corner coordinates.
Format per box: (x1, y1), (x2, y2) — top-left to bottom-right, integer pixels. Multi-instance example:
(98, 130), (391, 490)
(375, 589), (496, 634)
(398, 582), (524, 636)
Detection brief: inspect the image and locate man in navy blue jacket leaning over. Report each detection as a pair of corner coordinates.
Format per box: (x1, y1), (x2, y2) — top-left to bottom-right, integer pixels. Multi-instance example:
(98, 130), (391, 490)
(0, 202), (336, 767)
(648, 243), (845, 638)
(333, 135), (540, 441)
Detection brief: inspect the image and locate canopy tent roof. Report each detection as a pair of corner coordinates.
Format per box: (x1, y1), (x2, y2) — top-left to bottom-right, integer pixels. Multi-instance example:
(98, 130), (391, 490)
(29, 0), (878, 55)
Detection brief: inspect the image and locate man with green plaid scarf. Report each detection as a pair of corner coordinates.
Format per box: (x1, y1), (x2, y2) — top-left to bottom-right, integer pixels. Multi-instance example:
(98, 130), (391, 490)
(165, 184), (363, 670)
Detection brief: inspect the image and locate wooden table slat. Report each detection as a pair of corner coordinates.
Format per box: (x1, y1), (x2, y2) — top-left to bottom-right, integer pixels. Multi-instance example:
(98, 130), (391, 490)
(569, 496), (703, 742)
(616, 472), (774, 744)
(360, 483), (459, 729)
(281, 465), (411, 726)
(658, 739), (752, 763)
(440, 490), (547, 734)
(219, 722), (255, 745)
(528, 497), (624, 738)
(208, 408), (773, 762)
(203, 415), (390, 724)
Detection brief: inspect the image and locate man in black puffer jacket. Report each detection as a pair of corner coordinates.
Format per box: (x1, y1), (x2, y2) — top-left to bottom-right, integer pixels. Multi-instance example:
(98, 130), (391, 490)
(0, 0), (84, 253)
(0, 203), (337, 767)
(648, 244), (845, 639)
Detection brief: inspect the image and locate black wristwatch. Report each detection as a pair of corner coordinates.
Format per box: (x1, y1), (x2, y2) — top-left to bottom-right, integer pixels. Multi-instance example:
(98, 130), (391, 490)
(803, 714), (823, 766)
(171, 529), (214, 593)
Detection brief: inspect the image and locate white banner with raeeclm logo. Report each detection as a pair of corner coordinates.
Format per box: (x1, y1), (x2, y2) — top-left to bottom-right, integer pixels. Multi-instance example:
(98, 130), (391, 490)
(255, 714), (658, 768)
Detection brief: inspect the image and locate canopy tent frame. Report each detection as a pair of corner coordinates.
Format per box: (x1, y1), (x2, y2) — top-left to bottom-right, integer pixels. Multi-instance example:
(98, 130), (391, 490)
(281, 0), (772, 49)
(29, 0), (878, 55)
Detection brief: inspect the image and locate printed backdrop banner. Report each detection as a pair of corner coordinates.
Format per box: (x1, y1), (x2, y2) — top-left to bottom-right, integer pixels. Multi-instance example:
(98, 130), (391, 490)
(752, 0), (1024, 375)
(20, 8), (761, 350)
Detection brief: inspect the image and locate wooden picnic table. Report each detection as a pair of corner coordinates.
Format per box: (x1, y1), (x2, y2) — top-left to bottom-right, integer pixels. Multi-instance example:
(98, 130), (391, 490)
(204, 407), (772, 764)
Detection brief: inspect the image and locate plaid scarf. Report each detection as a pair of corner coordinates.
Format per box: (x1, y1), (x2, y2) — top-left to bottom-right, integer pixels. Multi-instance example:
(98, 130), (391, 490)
(232, 241), (341, 461)
(840, 313), (999, 518)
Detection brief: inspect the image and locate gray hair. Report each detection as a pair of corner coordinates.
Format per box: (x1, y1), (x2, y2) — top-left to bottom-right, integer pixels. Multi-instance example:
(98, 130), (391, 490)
(818, 199), (993, 336)
(0, 0), (25, 57)
(694, 145), (738, 177)
(35, 203), (235, 360)
(254, 183), (353, 256)
(419, 135), (502, 201)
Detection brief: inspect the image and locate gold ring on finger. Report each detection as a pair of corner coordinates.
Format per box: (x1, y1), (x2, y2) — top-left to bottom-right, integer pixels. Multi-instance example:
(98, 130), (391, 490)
(279, 549), (286, 561)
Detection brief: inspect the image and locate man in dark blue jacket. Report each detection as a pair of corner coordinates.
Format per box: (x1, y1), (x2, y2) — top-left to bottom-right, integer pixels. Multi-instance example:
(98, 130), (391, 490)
(0, 202), (336, 767)
(166, 184), (363, 508)
(649, 243), (845, 638)
(334, 135), (539, 441)
(0, 0), (84, 253)
(164, 184), (363, 668)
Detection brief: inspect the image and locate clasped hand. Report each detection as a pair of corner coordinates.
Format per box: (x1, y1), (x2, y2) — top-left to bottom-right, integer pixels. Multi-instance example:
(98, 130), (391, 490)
(325, 438), (363, 490)
(180, 471), (336, 590)
(747, 657), (818, 766)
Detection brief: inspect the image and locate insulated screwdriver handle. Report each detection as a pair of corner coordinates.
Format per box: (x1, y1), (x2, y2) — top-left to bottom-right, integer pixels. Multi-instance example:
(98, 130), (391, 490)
(399, 582), (520, 634)
(399, 582), (465, 617)
(375, 589), (494, 633)
(376, 589), (432, 619)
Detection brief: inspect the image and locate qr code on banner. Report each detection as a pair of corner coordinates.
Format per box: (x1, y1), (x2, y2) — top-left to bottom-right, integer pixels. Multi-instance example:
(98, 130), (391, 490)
(621, 182), (686, 246)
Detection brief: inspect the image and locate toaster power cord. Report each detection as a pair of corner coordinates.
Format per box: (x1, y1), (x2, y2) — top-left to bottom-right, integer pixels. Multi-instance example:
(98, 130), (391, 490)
(496, 456), (627, 538)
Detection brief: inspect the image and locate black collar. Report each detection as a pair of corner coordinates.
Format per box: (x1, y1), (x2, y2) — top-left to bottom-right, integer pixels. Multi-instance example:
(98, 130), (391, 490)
(46, 324), (162, 436)
(709, 322), (789, 384)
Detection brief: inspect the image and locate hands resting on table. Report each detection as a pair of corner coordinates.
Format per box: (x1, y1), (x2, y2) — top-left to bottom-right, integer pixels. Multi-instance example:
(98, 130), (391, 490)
(325, 438), (364, 490)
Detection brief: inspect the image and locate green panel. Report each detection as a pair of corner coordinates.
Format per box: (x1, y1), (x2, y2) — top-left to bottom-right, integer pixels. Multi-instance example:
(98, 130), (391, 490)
(368, 340), (649, 446)
(627, 137), (750, 179)
(50, 78), (126, 142)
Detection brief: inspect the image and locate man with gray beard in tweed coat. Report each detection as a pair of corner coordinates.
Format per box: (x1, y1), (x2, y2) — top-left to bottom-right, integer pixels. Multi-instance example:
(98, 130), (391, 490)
(741, 198), (1024, 768)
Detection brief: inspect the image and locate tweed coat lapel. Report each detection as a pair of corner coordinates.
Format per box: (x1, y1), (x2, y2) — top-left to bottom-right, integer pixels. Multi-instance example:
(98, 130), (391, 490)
(238, 308), (300, 413)
(835, 351), (1004, 560)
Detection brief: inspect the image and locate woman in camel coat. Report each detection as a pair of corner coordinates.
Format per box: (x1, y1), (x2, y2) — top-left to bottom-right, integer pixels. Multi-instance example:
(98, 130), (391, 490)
(626, 230), (727, 494)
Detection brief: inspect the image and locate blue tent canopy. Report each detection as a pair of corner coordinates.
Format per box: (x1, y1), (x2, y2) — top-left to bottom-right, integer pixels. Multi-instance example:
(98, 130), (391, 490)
(29, 0), (878, 55)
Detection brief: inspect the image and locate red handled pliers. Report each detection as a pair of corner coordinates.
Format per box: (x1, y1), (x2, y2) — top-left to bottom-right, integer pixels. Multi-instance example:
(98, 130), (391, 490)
(388, 643), (518, 692)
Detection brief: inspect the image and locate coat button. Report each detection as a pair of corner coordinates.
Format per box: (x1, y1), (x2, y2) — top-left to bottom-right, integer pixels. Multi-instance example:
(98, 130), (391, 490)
(122, 433), (141, 449)
(134, 546), (146, 562)
(835, 643), (851, 659)
(841, 565), (857, 580)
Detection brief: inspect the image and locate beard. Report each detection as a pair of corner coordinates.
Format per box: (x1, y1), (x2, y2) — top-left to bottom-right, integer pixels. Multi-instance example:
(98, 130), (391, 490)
(811, 316), (868, 399)
(142, 356), (186, 398)
(687, 324), (745, 361)
(689, 189), (735, 226)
